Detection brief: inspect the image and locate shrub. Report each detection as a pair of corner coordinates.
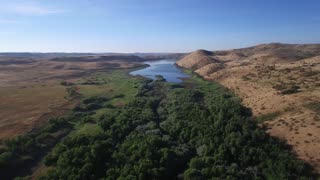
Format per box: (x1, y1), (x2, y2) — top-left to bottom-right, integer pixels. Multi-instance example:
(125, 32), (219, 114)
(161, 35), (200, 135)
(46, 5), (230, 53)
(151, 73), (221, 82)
(281, 85), (300, 94)
(256, 112), (281, 123)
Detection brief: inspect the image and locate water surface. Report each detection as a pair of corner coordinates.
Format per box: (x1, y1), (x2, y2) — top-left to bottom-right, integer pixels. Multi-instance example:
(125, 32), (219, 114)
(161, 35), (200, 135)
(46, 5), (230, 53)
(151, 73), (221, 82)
(130, 59), (189, 83)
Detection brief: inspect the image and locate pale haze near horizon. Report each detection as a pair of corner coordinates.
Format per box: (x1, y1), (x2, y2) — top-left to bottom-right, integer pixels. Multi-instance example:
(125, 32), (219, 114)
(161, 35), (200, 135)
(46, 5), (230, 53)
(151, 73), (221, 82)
(0, 0), (319, 53)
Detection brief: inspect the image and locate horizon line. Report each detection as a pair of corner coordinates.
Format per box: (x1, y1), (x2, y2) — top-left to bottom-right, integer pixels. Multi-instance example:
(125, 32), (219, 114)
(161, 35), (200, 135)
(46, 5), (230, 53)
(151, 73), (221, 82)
(1, 42), (319, 54)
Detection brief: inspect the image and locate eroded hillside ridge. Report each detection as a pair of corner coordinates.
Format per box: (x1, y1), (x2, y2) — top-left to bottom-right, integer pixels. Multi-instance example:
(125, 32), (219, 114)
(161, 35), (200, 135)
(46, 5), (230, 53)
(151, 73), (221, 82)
(177, 43), (320, 173)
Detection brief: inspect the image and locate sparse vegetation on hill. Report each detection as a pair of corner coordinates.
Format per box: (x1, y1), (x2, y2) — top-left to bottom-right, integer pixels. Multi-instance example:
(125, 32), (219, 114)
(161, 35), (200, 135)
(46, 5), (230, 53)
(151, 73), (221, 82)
(177, 43), (320, 172)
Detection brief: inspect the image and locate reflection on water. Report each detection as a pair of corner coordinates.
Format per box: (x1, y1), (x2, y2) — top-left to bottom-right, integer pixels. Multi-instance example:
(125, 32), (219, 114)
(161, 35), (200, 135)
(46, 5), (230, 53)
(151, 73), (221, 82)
(130, 59), (189, 83)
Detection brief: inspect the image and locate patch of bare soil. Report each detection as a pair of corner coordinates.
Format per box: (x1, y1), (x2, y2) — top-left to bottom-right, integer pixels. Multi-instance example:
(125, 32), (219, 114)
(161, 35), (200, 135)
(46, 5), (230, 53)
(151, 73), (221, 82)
(0, 84), (71, 140)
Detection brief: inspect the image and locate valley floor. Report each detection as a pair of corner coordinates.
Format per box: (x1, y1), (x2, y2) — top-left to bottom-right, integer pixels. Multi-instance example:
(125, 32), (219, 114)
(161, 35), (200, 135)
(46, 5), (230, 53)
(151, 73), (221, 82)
(0, 67), (317, 179)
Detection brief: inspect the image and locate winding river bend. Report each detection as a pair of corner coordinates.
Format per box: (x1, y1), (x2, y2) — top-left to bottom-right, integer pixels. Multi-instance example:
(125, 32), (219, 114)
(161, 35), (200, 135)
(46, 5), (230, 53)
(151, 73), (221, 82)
(130, 59), (190, 83)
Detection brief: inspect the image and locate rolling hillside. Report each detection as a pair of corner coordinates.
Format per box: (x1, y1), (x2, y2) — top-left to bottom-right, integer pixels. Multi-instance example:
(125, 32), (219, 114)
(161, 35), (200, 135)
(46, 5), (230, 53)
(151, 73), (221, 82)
(177, 43), (320, 172)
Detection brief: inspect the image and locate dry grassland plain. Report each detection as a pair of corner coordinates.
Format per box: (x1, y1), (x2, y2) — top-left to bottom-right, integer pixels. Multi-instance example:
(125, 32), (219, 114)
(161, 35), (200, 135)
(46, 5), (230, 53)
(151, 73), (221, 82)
(0, 55), (144, 140)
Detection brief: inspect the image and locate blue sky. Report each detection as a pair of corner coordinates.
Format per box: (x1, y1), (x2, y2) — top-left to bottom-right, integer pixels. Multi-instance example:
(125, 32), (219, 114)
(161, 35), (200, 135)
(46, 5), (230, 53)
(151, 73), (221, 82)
(0, 0), (319, 52)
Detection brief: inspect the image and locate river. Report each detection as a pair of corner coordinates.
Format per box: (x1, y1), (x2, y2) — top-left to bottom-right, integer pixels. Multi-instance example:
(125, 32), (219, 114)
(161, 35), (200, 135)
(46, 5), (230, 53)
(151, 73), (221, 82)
(129, 59), (190, 83)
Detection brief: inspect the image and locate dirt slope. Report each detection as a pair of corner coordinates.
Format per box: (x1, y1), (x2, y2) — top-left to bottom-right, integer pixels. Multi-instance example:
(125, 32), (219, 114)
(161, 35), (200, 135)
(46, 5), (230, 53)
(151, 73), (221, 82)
(177, 50), (220, 69)
(177, 43), (320, 173)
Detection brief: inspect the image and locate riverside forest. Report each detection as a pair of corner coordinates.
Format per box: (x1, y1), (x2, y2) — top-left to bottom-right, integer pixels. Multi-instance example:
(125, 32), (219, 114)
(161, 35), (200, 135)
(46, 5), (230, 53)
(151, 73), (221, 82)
(0, 65), (316, 179)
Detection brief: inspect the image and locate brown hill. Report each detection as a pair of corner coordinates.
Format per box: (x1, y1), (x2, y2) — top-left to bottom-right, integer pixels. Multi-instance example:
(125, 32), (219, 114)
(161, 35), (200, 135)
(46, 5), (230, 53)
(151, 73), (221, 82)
(176, 49), (220, 69)
(177, 43), (320, 173)
(177, 43), (320, 69)
(178, 43), (320, 75)
(231, 43), (320, 64)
